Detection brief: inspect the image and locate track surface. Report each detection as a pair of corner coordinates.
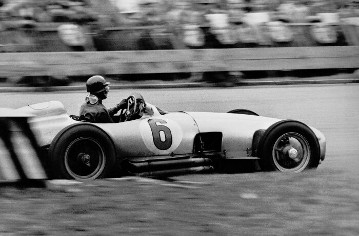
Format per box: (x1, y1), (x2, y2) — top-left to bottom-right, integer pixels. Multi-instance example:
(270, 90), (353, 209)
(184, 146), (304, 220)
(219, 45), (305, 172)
(3, 83), (359, 172)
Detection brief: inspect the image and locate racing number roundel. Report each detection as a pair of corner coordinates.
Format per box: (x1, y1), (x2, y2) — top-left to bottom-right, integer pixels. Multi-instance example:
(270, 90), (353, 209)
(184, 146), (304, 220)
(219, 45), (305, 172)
(148, 119), (172, 150)
(140, 118), (182, 155)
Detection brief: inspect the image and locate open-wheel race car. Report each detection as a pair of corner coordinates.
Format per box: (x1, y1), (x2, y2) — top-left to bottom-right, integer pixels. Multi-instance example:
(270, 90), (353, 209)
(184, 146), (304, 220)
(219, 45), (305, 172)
(16, 93), (326, 181)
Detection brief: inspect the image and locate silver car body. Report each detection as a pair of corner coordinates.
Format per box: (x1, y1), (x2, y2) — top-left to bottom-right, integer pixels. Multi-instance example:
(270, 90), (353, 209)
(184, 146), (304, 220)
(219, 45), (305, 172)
(17, 100), (326, 163)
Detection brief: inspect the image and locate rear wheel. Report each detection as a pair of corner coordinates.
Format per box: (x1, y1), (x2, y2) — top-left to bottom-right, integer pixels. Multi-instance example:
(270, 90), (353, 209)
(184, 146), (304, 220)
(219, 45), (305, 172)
(258, 121), (320, 172)
(49, 124), (117, 180)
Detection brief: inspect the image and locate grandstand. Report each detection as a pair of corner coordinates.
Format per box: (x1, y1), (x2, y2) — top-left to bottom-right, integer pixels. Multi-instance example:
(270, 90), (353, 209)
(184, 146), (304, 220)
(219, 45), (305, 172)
(0, 0), (358, 85)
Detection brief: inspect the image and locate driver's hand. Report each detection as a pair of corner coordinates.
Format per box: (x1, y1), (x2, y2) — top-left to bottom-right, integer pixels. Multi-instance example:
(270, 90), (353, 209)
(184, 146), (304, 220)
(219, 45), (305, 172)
(116, 98), (127, 110)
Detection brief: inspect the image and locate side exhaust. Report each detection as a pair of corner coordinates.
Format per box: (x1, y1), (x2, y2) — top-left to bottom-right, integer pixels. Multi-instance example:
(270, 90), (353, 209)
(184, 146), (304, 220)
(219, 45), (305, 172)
(138, 166), (214, 177)
(126, 157), (213, 177)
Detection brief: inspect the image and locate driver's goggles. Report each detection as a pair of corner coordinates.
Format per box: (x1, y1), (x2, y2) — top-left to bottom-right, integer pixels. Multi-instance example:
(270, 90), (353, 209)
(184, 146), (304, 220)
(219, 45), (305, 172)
(105, 85), (110, 92)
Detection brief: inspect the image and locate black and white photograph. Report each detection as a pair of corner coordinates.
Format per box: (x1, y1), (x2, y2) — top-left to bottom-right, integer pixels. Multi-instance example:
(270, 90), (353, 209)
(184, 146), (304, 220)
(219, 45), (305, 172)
(0, 0), (358, 235)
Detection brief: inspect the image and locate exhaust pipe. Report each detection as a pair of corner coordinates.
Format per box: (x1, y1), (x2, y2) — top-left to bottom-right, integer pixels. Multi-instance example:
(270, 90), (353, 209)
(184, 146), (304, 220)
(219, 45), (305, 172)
(138, 166), (214, 177)
(129, 157), (212, 172)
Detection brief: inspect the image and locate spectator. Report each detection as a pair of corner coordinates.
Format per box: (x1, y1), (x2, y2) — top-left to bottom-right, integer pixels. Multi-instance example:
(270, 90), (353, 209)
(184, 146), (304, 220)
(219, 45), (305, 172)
(274, 0), (310, 23)
(276, 0), (298, 22)
(166, 0), (190, 25)
(241, 0), (272, 46)
(138, 0), (164, 25)
(88, 0), (124, 26)
(204, 0), (238, 46)
(178, 1), (206, 48)
(227, 0), (246, 23)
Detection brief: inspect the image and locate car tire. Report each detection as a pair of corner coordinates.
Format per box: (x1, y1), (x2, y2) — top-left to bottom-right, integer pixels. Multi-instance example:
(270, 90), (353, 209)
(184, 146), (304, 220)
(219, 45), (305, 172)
(227, 109), (259, 116)
(49, 124), (117, 180)
(258, 120), (320, 172)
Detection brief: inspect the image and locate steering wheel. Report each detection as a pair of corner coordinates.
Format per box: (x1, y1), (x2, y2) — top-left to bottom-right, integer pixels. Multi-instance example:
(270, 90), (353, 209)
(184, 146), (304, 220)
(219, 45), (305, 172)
(124, 93), (146, 121)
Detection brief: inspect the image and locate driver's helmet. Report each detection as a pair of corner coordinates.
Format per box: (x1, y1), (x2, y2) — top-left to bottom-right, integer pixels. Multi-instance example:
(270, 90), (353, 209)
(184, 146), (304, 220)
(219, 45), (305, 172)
(126, 92), (146, 120)
(86, 75), (110, 94)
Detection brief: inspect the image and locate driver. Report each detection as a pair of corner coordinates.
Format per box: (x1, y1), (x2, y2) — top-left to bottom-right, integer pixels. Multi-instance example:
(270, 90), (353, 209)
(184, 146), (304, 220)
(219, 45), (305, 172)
(79, 75), (127, 123)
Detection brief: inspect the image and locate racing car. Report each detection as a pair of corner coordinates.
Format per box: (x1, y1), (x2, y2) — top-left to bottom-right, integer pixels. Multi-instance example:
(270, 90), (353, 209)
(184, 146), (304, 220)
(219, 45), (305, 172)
(16, 93), (326, 181)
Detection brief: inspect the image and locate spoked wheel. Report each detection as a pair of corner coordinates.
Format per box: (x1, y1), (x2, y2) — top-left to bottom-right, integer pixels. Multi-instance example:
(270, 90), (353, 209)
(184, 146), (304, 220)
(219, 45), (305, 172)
(64, 137), (106, 179)
(258, 120), (320, 172)
(271, 132), (311, 172)
(49, 124), (117, 180)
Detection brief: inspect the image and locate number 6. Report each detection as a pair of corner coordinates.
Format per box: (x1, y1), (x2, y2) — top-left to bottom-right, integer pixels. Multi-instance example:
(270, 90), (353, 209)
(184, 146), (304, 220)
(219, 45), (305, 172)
(148, 119), (173, 150)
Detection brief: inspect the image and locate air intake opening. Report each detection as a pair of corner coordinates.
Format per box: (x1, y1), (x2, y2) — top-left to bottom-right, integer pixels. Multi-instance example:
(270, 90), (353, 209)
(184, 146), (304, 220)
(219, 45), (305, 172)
(194, 132), (222, 153)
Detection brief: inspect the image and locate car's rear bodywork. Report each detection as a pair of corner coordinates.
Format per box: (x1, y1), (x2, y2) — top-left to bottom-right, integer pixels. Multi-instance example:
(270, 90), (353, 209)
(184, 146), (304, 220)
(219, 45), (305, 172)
(0, 108), (47, 185)
(17, 100), (326, 179)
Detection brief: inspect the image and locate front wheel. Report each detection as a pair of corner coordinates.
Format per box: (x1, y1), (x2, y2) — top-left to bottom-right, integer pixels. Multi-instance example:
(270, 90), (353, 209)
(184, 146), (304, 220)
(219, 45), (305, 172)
(49, 124), (117, 180)
(258, 121), (320, 172)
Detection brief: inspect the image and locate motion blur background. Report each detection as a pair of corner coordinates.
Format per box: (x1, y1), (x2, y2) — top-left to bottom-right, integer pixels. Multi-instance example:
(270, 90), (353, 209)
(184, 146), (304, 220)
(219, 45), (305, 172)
(0, 0), (358, 87)
(1, 0), (359, 51)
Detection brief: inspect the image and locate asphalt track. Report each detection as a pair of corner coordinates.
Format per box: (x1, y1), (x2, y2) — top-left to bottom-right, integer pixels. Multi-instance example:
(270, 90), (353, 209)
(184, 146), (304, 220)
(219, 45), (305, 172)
(2, 83), (359, 173)
(1, 83), (359, 235)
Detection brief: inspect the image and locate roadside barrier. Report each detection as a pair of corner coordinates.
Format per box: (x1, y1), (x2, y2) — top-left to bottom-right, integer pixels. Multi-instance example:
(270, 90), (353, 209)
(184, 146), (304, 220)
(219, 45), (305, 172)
(0, 46), (358, 81)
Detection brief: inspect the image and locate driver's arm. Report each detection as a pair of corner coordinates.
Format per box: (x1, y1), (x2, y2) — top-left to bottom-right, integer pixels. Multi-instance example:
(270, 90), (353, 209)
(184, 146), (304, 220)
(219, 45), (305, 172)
(108, 98), (127, 116)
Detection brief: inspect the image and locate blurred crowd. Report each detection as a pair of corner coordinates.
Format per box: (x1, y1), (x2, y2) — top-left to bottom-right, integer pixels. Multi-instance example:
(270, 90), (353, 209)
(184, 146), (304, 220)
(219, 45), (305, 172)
(0, 0), (358, 51)
(0, 0), (97, 25)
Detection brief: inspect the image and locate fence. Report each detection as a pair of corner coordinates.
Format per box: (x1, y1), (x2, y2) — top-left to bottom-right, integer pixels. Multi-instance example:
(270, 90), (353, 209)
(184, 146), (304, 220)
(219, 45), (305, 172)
(0, 46), (358, 79)
(0, 21), (359, 82)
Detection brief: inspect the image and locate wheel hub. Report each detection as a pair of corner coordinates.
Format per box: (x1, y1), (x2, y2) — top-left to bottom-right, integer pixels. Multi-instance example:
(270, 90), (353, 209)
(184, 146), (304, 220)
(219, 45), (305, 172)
(272, 132), (311, 172)
(78, 153), (91, 167)
(279, 140), (301, 162)
(287, 147), (299, 161)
